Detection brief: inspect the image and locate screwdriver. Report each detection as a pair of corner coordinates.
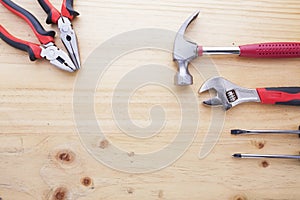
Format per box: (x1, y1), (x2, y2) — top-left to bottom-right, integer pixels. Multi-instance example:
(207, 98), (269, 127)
(233, 153), (300, 160)
(232, 126), (300, 160)
(231, 126), (300, 137)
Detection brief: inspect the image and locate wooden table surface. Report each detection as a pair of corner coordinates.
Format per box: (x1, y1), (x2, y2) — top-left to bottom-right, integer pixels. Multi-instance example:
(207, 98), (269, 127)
(1, 0), (300, 199)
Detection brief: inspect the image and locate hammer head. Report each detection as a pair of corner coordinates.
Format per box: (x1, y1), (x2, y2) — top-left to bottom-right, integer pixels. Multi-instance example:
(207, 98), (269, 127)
(173, 10), (200, 86)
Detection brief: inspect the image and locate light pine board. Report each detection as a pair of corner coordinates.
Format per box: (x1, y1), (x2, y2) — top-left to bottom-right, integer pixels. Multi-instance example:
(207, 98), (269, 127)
(1, 0), (300, 199)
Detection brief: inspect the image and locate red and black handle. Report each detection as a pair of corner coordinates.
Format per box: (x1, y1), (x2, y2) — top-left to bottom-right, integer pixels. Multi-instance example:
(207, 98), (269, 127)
(37, 0), (61, 24)
(257, 87), (300, 106)
(240, 42), (300, 58)
(37, 0), (79, 24)
(61, 0), (79, 20)
(0, 0), (55, 45)
(0, 25), (42, 61)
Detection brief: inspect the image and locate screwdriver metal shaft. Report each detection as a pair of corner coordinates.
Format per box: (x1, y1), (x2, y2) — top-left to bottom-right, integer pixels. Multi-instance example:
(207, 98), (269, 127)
(233, 153), (300, 160)
(231, 129), (300, 136)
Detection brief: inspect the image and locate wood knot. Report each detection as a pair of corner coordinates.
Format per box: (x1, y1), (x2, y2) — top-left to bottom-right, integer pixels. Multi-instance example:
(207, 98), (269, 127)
(233, 195), (247, 200)
(257, 142), (265, 149)
(158, 190), (164, 198)
(56, 150), (75, 164)
(251, 140), (266, 149)
(128, 152), (135, 157)
(53, 187), (68, 200)
(99, 139), (109, 149)
(261, 160), (270, 168)
(127, 187), (134, 194)
(81, 177), (93, 187)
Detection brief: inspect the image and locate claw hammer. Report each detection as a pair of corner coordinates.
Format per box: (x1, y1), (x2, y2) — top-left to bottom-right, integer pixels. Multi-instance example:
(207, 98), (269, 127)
(173, 11), (300, 86)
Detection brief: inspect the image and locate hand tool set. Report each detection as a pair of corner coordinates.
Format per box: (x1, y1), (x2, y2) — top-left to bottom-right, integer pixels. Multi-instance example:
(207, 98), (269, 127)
(173, 11), (300, 162)
(0, 0), (80, 72)
(1, 4), (299, 163)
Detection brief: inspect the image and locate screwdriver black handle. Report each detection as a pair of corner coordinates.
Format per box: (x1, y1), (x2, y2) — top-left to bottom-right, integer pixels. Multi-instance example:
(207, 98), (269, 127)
(0, 0), (55, 44)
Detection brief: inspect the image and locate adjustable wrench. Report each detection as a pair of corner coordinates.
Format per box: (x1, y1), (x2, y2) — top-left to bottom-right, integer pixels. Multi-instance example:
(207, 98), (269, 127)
(199, 77), (300, 110)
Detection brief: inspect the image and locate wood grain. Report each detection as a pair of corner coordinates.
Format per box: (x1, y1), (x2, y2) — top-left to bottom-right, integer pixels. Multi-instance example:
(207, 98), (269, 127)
(1, 0), (300, 199)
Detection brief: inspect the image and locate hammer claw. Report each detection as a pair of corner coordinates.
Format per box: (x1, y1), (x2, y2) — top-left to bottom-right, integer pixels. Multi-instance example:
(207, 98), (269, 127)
(177, 10), (200, 36)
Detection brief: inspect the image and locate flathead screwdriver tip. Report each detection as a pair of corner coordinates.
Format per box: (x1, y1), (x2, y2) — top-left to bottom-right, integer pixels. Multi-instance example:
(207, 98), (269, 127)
(231, 129), (247, 135)
(232, 153), (242, 158)
(203, 101), (208, 105)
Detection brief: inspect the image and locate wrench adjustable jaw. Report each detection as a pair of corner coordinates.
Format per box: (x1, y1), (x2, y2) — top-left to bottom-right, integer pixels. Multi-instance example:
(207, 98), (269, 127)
(173, 10), (200, 86)
(199, 77), (261, 110)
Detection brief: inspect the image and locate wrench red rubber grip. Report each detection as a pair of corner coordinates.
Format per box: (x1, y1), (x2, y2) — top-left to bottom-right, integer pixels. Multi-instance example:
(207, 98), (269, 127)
(37, 0), (61, 24)
(0, 0), (55, 45)
(257, 88), (300, 106)
(61, 0), (79, 20)
(240, 43), (300, 58)
(0, 25), (42, 61)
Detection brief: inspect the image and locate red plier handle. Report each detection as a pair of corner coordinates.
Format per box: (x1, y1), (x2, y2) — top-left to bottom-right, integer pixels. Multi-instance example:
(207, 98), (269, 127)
(37, 0), (80, 24)
(0, 0), (55, 45)
(0, 25), (42, 60)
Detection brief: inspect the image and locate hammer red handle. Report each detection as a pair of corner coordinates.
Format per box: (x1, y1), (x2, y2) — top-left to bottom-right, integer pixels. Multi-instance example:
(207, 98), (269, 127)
(257, 88), (300, 106)
(240, 42), (300, 58)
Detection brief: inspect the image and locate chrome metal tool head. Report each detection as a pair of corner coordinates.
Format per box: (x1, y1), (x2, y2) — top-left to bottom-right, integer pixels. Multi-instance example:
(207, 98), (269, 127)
(41, 42), (77, 72)
(173, 10), (200, 86)
(199, 77), (261, 110)
(58, 16), (81, 70)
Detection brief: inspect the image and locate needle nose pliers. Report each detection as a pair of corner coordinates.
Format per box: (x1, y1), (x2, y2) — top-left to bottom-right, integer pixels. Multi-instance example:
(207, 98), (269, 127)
(38, 0), (81, 69)
(0, 0), (76, 72)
